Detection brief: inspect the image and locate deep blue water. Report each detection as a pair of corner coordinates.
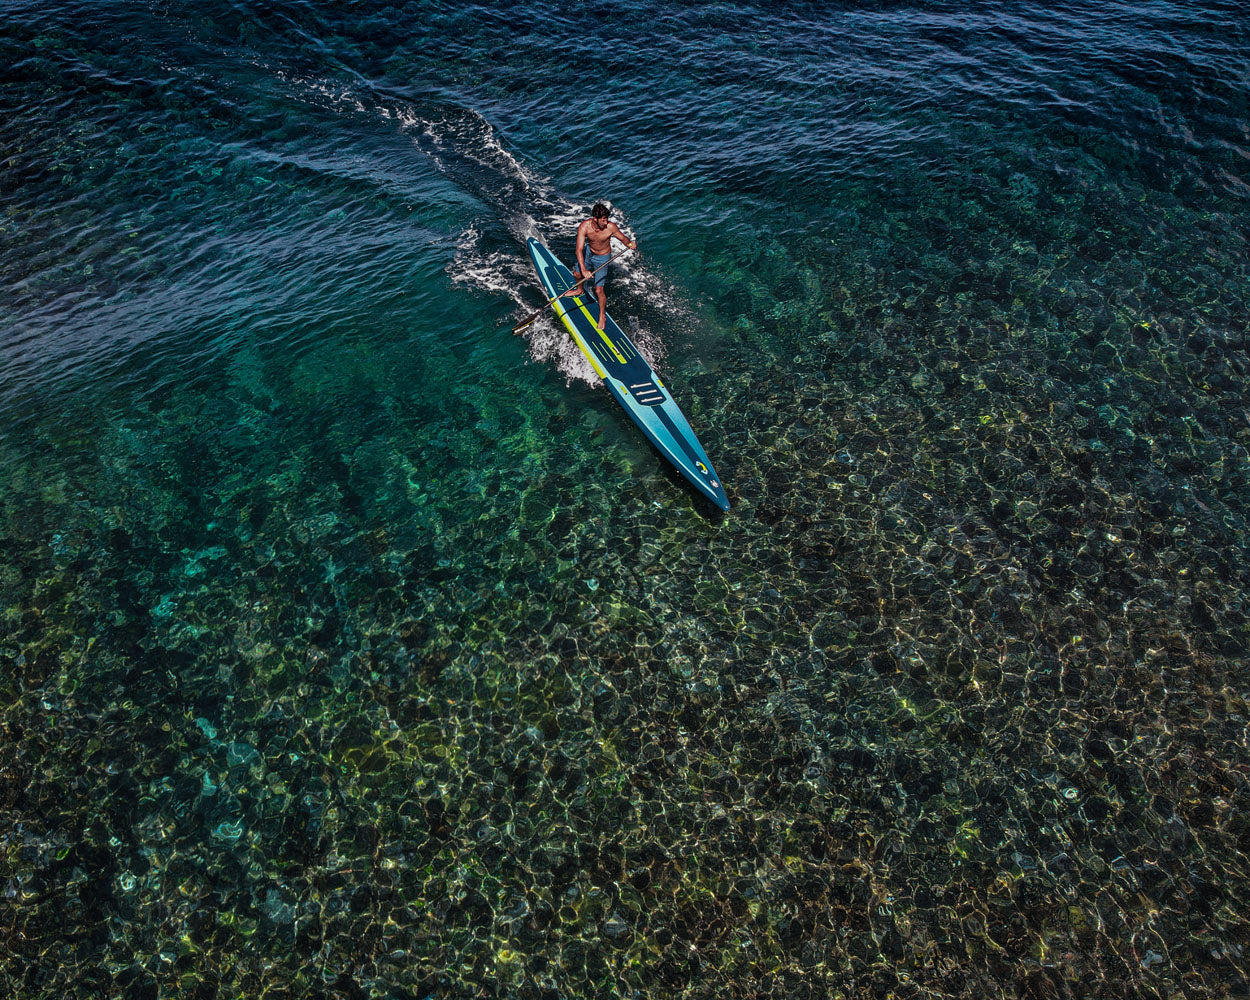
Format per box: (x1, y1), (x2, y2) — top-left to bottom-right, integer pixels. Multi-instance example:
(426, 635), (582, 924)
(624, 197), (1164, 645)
(2, 2), (1249, 998)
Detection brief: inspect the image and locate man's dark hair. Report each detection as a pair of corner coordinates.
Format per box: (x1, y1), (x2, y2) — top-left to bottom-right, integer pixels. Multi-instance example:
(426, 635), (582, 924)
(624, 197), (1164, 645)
(592, 202), (610, 220)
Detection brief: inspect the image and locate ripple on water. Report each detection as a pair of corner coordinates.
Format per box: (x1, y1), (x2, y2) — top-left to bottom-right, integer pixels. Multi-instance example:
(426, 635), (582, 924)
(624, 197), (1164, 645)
(1, 2), (1249, 999)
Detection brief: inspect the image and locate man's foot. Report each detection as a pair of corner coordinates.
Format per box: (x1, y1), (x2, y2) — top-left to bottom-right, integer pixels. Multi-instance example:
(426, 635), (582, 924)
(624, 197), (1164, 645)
(597, 313), (606, 330)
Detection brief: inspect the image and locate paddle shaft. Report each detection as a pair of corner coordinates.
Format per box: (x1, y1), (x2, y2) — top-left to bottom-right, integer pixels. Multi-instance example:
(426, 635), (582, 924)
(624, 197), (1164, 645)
(512, 245), (632, 333)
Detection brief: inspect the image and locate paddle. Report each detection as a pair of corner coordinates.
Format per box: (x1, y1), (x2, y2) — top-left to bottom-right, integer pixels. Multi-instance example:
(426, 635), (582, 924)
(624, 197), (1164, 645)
(511, 246), (633, 334)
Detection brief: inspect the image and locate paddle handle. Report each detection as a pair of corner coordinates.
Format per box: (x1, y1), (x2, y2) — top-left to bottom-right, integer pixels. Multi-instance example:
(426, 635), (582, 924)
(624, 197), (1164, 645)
(511, 245), (633, 334)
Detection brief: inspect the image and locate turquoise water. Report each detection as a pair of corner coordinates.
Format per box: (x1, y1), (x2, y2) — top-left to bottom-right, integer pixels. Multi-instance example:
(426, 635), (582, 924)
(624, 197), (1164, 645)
(3, 2), (1249, 997)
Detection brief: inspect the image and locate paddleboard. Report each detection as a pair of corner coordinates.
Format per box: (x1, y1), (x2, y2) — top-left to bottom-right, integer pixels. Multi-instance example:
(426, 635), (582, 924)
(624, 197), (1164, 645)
(526, 237), (730, 511)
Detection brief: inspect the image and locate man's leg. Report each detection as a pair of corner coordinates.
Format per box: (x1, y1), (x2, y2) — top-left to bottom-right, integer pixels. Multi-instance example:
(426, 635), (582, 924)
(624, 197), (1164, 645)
(568, 247), (595, 298)
(562, 257), (587, 298)
(595, 285), (607, 329)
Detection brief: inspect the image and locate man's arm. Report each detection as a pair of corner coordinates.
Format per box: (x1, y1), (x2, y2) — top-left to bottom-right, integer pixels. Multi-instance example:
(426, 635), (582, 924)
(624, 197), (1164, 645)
(609, 222), (637, 249)
(574, 221), (589, 278)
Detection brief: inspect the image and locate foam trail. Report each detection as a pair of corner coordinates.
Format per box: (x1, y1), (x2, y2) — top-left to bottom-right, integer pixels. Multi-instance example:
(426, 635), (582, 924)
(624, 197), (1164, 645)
(276, 71), (693, 385)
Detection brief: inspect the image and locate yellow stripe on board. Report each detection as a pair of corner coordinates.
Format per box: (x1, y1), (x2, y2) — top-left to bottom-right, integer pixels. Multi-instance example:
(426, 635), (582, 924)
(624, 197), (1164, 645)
(554, 301), (608, 379)
(573, 298), (627, 364)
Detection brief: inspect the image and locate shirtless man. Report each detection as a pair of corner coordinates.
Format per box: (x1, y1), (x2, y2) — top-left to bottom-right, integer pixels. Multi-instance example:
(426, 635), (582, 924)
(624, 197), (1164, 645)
(561, 202), (637, 330)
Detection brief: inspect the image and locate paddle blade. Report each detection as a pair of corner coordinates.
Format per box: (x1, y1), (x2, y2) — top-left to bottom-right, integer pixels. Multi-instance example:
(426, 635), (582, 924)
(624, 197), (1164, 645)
(511, 311), (540, 334)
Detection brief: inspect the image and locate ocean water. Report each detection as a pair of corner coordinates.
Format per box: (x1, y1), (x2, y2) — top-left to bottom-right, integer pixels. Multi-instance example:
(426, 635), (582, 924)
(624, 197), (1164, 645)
(2, 1), (1248, 997)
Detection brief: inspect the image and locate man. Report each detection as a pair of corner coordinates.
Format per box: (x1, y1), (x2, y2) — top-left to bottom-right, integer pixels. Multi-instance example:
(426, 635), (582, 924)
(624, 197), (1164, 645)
(562, 202), (637, 330)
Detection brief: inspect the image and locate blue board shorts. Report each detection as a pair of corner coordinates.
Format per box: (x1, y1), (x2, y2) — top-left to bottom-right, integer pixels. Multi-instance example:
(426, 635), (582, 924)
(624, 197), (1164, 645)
(581, 247), (612, 290)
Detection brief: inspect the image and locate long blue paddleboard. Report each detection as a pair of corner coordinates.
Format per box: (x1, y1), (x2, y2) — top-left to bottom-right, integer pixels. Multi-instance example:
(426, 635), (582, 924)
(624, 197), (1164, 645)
(526, 237), (730, 511)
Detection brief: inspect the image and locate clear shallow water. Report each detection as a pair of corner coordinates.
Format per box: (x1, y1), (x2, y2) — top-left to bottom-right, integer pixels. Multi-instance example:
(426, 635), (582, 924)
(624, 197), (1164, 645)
(2, 2), (1249, 998)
